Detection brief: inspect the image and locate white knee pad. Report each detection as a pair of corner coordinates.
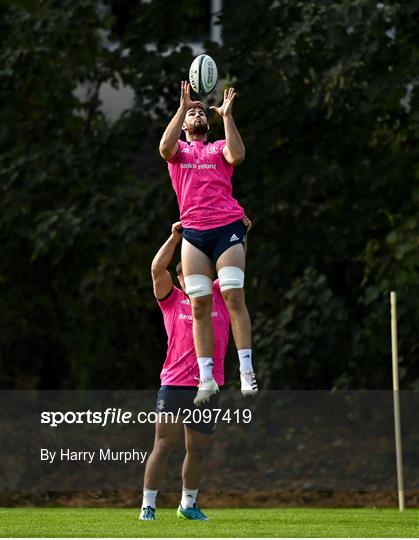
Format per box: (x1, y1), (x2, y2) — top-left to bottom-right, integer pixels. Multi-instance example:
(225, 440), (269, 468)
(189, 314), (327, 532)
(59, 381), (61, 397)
(184, 274), (213, 298)
(217, 266), (244, 292)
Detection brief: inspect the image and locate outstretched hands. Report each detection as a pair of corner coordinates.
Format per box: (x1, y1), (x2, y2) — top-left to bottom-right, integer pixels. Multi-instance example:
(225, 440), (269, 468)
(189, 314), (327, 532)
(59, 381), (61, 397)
(179, 83), (237, 117)
(210, 87), (237, 118)
(180, 81), (204, 112)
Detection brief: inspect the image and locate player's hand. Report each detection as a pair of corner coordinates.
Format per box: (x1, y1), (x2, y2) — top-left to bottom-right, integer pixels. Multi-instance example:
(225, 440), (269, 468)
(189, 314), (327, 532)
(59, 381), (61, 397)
(242, 215), (252, 231)
(180, 81), (204, 112)
(171, 221), (183, 239)
(210, 87), (237, 118)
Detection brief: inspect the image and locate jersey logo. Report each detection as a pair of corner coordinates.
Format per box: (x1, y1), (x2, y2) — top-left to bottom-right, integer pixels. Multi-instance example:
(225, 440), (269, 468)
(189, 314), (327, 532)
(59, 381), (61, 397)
(208, 145), (218, 154)
(179, 312), (218, 320)
(181, 147), (191, 153)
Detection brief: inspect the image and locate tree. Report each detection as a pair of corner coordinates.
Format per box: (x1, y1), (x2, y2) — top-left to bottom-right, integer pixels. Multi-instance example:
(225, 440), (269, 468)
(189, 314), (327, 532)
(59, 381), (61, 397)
(1, 0), (418, 389)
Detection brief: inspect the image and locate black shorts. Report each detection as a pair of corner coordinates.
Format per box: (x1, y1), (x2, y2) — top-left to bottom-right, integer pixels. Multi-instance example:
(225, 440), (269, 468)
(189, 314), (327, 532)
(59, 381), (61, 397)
(156, 386), (220, 435)
(182, 219), (247, 262)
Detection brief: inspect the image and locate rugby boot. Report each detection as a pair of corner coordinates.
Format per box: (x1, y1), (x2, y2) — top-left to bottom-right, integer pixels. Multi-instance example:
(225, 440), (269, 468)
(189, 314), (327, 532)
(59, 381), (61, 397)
(193, 378), (219, 406)
(177, 503), (208, 520)
(139, 506), (156, 520)
(240, 371), (258, 396)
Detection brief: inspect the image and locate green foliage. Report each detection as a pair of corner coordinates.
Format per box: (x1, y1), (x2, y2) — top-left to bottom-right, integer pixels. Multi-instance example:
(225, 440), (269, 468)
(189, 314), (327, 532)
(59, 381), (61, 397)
(0, 0), (165, 388)
(1, 0), (418, 389)
(220, 0), (419, 388)
(253, 268), (348, 389)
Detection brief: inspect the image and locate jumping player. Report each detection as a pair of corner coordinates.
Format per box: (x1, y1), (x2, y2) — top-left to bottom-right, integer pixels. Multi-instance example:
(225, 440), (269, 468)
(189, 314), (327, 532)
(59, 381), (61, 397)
(159, 82), (258, 405)
(140, 220), (248, 521)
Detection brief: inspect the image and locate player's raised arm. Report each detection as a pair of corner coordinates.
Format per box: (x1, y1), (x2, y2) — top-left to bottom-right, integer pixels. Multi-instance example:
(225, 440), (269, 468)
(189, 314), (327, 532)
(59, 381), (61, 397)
(151, 222), (183, 300)
(159, 82), (204, 161)
(210, 88), (245, 166)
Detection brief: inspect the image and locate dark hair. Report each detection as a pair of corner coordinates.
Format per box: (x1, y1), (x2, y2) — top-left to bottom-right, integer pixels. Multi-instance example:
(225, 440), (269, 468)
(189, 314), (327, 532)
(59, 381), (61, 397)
(176, 261), (182, 275)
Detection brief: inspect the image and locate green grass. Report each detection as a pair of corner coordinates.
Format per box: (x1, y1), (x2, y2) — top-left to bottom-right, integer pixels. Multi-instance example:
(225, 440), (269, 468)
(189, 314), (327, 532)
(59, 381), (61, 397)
(0, 507), (418, 537)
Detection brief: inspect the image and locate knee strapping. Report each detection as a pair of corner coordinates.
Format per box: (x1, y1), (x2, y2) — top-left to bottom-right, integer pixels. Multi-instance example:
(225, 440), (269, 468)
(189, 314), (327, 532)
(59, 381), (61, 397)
(184, 274), (213, 298)
(218, 266), (245, 291)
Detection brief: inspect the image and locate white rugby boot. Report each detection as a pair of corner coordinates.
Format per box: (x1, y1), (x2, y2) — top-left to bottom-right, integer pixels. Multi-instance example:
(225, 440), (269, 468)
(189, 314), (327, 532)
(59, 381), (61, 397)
(240, 371), (258, 397)
(139, 506), (156, 520)
(193, 378), (219, 406)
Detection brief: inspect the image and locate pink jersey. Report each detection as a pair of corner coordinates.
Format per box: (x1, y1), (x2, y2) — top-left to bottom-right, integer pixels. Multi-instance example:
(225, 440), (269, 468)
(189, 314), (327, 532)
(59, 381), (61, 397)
(167, 139), (244, 230)
(157, 280), (230, 386)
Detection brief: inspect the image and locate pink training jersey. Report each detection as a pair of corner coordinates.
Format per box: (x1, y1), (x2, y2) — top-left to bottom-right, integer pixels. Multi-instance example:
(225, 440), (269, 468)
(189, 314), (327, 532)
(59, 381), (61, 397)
(167, 139), (244, 230)
(157, 280), (230, 386)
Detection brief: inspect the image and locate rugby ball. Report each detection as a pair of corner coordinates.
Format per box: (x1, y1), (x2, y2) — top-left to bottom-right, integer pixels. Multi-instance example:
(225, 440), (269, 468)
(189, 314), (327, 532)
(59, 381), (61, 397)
(189, 54), (218, 96)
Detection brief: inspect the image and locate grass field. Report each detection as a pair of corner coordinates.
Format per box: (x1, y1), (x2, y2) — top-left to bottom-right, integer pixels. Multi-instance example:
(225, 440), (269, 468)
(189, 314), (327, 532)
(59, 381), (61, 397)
(0, 507), (418, 537)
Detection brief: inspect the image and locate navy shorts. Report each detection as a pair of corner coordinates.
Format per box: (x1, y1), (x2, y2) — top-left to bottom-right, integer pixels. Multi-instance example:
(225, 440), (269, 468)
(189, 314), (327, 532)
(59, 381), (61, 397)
(182, 219), (247, 262)
(156, 386), (220, 435)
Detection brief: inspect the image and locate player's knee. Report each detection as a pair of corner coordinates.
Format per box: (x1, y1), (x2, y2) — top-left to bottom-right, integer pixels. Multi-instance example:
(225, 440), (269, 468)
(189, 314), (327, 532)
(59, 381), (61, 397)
(186, 442), (207, 461)
(184, 274), (212, 298)
(218, 266), (244, 293)
(154, 437), (177, 458)
(191, 295), (212, 321)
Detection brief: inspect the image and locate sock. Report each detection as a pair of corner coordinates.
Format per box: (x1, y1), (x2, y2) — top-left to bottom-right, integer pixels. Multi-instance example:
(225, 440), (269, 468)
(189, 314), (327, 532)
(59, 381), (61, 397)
(142, 488), (158, 509)
(181, 487), (198, 508)
(197, 357), (213, 381)
(238, 349), (253, 373)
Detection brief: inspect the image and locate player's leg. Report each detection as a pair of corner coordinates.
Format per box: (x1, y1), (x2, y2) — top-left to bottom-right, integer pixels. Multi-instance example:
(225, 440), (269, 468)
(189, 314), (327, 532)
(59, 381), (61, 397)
(216, 242), (258, 396)
(216, 243), (250, 349)
(182, 425), (210, 489)
(177, 424), (213, 520)
(177, 394), (219, 520)
(182, 238), (213, 364)
(181, 238), (218, 404)
(140, 409), (183, 519)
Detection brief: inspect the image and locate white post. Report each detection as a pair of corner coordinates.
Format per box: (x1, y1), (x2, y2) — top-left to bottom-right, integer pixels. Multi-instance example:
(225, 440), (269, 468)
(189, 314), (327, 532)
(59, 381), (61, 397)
(210, 0), (223, 44)
(390, 291), (405, 511)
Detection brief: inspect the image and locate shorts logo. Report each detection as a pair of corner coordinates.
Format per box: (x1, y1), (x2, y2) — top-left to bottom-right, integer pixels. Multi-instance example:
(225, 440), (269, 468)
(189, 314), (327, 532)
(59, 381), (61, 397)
(157, 399), (165, 410)
(230, 234), (239, 242)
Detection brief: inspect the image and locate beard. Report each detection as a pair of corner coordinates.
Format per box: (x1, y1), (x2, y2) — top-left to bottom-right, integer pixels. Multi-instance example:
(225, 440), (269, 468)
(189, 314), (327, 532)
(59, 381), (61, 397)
(189, 120), (209, 135)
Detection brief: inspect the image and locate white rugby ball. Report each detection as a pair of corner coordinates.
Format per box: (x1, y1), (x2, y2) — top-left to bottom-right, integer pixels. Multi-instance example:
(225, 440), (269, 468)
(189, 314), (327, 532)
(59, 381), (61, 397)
(189, 54), (218, 96)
